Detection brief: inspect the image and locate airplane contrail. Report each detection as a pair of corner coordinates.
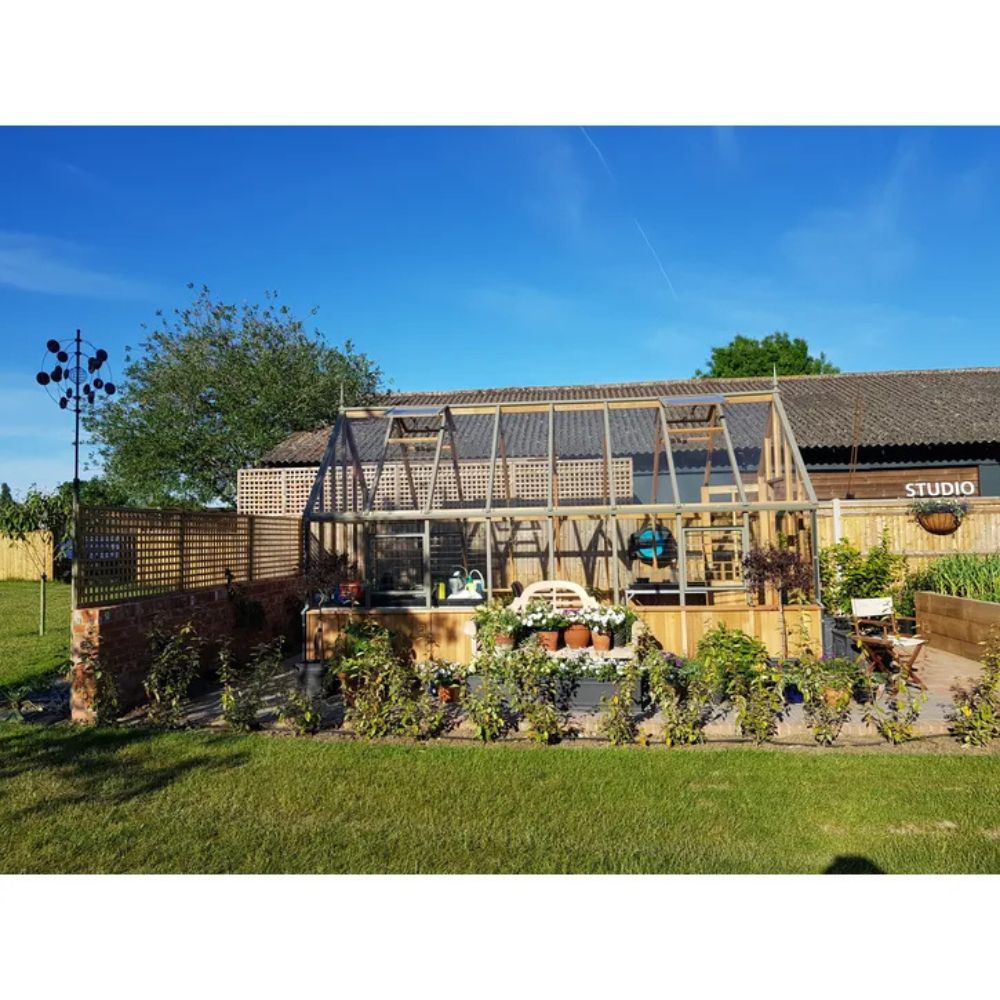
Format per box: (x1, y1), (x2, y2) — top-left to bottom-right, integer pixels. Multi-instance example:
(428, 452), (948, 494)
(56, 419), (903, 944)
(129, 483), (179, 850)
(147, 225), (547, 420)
(577, 126), (679, 300)
(633, 217), (678, 300)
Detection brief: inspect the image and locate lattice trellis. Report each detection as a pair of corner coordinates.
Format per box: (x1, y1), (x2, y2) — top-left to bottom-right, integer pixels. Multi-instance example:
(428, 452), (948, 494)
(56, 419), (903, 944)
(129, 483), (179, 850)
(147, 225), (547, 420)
(239, 458), (633, 516)
(77, 506), (301, 607)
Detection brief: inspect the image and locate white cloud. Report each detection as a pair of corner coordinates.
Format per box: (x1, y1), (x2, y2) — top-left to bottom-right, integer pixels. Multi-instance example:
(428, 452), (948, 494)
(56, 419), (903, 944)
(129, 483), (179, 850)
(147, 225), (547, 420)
(0, 231), (157, 299)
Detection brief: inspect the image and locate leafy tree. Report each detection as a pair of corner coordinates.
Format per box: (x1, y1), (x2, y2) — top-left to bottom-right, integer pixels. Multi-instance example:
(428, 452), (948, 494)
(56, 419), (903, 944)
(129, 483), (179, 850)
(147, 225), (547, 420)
(0, 483), (12, 507)
(695, 332), (840, 378)
(85, 285), (383, 506)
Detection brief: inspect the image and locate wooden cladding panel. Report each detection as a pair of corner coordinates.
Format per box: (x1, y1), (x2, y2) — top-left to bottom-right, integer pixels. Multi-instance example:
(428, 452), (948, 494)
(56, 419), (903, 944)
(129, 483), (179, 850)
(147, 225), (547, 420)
(0, 532), (54, 581)
(305, 603), (821, 663)
(810, 466), (980, 501)
(816, 497), (1000, 568)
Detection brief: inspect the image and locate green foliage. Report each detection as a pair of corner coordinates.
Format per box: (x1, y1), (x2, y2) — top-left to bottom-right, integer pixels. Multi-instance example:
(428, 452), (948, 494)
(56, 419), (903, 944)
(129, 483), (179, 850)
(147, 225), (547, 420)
(646, 652), (714, 747)
(143, 621), (203, 728)
(84, 285), (383, 506)
(695, 331), (839, 378)
(818, 532), (907, 616)
(729, 668), (787, 745)
(517, 598), (568, 632)
(948, 632), (1000, 747)
(695, 624), (768, 697)
(77, 628), (120, 727)
(279, 688), (324, 735)
(790, 655), (862, 746)
(910, 498), (970, 522)
(0, 486), (70, 553)
(463, 676), (514, 742)
(498, 640), (570, 743)
(905, 553), (1000, 607)
(218, 636), (285, 731)
(599, 660), (640, 746)
(342, 623), (447, 740)
(862, 673), (926, 744)
(473, 598), (520, 649)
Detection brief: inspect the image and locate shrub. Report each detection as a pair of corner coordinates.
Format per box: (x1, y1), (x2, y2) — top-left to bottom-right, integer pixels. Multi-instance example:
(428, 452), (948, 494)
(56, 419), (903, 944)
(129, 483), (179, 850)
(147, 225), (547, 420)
(517, 599), (568, 632)
(279, 688), (324, 735)
(729, 667), (787, 745)
(819, 532), (907, 616)
(219, 636), (285, 731)
(909, 498), (970, 524)
(144, 621), (202, 728)
(464, 675), (515, 742)
(862, 673), (926, 744)
(646, 652), (714, 746)
(790, 655), (862, 746)
(948, 632), (1000, 747)
(599, 660), (640, 746)
(343, 624), (448, 740)
(695, 624), (768, 698)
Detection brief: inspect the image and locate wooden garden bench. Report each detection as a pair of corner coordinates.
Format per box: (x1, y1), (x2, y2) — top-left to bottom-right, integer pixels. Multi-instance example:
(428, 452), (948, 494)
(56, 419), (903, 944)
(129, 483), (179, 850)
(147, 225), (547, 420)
(508, 580), (599, 614)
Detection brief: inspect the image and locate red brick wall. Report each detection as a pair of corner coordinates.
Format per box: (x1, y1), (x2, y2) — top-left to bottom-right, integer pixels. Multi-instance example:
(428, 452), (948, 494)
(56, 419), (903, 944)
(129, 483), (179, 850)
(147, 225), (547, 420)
(71, 576), (304, 723)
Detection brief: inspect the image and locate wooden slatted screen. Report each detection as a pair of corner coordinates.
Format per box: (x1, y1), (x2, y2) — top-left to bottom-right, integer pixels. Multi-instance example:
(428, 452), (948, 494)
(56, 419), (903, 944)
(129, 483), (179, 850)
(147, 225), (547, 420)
(77, 506), (301, 607)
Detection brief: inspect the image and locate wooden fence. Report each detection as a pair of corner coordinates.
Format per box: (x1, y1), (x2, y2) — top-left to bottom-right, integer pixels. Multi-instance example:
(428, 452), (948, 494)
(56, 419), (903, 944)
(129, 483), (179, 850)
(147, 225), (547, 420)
(0, 532), (54, 581)
(815, 497), (1000, 568)
(77, 507), (302, 607)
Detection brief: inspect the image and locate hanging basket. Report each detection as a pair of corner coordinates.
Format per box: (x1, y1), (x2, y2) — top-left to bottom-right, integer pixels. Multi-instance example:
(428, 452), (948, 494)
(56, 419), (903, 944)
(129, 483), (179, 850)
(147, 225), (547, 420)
(916, 511), (961, 536)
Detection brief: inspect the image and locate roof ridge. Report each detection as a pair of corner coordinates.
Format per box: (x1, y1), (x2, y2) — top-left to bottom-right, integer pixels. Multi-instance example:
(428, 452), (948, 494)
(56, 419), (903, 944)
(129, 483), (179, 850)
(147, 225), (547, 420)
(386, 365), (1000, 398)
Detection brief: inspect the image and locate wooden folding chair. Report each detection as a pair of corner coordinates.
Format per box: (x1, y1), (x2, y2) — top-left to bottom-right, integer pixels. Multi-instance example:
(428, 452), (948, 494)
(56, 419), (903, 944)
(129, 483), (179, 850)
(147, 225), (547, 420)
(849, 597), (927, 690)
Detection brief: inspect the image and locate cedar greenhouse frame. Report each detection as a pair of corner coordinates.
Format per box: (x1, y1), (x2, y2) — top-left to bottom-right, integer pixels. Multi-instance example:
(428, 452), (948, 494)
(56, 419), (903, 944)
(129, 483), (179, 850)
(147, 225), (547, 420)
(301, 389), (821, 654)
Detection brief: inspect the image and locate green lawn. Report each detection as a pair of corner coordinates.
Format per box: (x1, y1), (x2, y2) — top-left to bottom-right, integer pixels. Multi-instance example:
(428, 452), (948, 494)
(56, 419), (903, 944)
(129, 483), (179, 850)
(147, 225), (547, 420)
(1, 722), (999, 873)
(0, 581), (71, 690)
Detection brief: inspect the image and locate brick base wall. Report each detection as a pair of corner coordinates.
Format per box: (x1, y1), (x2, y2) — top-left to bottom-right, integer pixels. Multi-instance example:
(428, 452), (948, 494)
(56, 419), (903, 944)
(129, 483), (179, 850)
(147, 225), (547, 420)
(71, 576), (304, 724)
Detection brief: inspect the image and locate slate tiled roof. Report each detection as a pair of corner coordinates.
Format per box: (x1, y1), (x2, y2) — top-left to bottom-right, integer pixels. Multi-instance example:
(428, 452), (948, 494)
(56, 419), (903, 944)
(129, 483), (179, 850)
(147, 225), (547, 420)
(261, 367), (1000, 465)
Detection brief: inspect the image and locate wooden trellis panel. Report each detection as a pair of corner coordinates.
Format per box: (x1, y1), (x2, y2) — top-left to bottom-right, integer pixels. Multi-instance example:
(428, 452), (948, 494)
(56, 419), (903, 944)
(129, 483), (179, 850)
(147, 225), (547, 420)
(77, 507), (301, 607)
(239, 459), (633, 516)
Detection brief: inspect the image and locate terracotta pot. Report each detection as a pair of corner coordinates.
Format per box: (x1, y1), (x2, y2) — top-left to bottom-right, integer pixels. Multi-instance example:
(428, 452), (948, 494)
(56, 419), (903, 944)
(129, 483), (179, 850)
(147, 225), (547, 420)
(592, 631), (612, 652)
(916, 511), (960, 536)
(536, 629), (561, 652)
(564, 623), (591, 650)
(494, 632), (515, 649)
(437, 684), (462, 704)
(821, 687), (849, 708)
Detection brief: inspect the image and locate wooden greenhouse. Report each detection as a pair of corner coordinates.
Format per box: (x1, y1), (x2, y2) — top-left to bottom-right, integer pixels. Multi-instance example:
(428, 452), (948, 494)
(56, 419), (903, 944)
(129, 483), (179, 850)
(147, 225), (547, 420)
(301, 388), (822, 660)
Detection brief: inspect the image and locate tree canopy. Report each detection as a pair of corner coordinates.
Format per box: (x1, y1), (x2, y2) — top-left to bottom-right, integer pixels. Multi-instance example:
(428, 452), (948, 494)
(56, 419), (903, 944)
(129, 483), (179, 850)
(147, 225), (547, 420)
(695, 332), (840, 379)
(85, 286), (384, 507)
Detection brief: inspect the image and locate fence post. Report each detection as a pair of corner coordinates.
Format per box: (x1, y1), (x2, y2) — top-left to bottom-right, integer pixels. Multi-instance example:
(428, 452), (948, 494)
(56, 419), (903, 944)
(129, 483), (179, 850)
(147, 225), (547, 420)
(832, 497), (842, 543)
(247, 515), (255, 582)
(177, 511), (186, 591)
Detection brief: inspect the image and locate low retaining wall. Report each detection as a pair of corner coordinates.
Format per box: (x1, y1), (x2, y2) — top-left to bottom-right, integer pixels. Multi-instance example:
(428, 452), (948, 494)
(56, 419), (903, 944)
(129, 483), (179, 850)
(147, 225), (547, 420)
(71, 575), (304, 723)
(916, 591), (1000, 661)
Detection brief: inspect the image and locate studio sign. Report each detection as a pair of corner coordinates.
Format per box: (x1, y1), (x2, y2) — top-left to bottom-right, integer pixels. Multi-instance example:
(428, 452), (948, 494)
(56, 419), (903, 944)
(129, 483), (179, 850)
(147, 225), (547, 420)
(904, 480), (977, 498)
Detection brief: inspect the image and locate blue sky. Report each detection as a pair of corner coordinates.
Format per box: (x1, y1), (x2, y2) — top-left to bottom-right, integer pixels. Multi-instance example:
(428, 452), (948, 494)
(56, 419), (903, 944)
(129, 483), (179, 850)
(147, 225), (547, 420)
(1, 126), (999, 494)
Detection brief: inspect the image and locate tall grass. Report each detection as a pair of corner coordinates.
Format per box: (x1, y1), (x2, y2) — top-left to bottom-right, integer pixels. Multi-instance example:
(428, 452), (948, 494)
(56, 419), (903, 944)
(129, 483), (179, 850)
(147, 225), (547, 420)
(909, 553), (1000, 605)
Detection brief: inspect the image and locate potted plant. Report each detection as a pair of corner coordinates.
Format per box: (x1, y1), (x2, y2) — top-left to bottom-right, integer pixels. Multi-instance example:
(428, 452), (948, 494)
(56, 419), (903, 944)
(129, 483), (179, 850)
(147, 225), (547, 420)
(422, 660), (467, 703)
(473, 599), (520, 649)
(910, 498), (969, 536)
(561, 608), (592, 649)
(584, 605), (628, 651)
(518, 599), (567, 652)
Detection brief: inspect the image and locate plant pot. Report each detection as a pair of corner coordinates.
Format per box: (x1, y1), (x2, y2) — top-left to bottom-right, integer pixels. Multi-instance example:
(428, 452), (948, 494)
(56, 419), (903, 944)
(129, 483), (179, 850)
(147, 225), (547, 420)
(437, 684), (462, 704)
(536, 629), (561, 652)
(494, 632), (515, 649)
(822, 687), (850, 708)
(592, 631), (613, 652)
(916, 511), (960, 535)
(564, 623), (591, 650)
